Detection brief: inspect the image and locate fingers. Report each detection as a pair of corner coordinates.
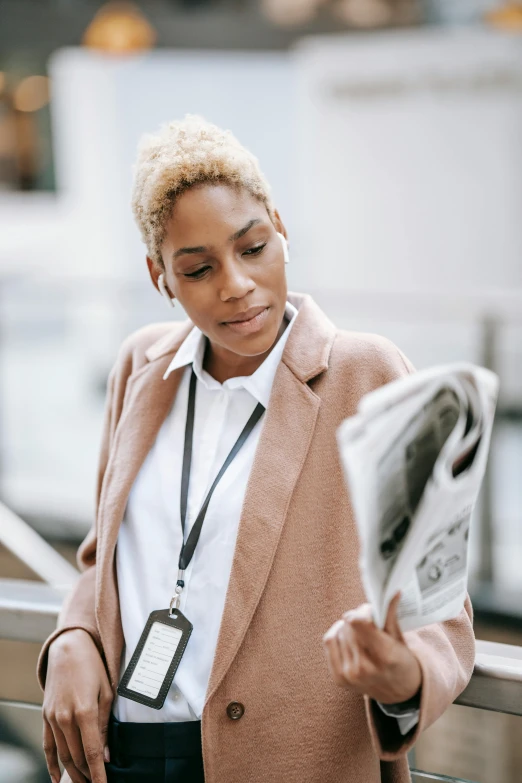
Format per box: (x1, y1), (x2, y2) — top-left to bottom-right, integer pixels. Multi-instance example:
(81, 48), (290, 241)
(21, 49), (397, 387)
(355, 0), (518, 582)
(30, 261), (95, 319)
(338, 621), (356, 674)
(342, 603), (374, 624)
(324, 600), (423, 703)
(323, 603), (391, 690)
(98, 688), (113, 765)
(79, 707), (108, 783)
(43, 716), (61, 783)
(383, 592), (404, 642)
(45, 703), (109, 783)
(339, 620), (379, 686)
(341, 604), (385, 663)
(51, 719), (88, 783)
(323, 616), (371, 691)
(323, 620), (347, 687)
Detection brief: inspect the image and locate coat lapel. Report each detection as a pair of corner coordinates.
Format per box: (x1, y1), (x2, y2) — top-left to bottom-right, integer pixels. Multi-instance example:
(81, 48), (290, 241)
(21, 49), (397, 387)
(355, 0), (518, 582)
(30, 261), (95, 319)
(94, 295), (336, 691)
(205, 294), (336, 701)
(95, 324), (192, 684)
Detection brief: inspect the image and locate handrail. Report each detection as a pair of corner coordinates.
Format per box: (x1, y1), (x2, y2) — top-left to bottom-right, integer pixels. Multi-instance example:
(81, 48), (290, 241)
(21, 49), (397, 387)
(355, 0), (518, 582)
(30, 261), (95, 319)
(410, 773), (475, 782)
(0, 699), (43, 711)
(0, 502), (79, 587)
(456, 639), (522, 716)
(0, 579), (67, 643)
(1, 579), (521, 716)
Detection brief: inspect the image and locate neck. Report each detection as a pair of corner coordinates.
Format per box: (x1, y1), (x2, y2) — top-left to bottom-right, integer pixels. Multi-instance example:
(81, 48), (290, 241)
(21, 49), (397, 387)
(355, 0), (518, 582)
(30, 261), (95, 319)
(203, 316), (288, 384)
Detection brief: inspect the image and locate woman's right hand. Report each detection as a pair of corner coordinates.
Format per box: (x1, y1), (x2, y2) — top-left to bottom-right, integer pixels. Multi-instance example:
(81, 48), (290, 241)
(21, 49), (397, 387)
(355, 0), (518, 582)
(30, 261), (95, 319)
(42, 628), (113, 783)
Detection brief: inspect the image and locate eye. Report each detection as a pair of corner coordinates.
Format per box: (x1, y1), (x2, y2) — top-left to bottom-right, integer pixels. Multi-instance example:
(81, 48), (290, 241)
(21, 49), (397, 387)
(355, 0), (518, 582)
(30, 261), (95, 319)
(243, 243), (267, 256)
(184, 266), (210, 280)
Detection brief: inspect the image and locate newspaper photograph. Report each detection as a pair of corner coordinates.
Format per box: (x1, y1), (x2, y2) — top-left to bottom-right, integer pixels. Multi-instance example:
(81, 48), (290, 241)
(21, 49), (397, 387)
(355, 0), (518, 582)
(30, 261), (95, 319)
(337, 362), (499, 632)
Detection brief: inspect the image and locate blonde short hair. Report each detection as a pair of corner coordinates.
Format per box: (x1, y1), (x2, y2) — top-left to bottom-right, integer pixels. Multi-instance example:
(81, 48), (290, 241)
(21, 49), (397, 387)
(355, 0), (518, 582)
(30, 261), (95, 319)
(131, 115), (275, 266)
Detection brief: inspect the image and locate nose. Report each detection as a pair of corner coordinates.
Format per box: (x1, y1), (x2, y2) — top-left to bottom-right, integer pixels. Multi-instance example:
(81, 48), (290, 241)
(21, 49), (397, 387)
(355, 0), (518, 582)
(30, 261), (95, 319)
(219, 256), (255, 302)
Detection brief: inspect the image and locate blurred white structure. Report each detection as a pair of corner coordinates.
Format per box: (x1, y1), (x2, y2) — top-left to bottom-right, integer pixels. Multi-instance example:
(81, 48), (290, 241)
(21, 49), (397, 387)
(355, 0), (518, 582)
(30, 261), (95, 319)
(0, 48), (295, 532)
(0, 31), (520, 591)
(47, 47), (296, 281)
(294, 28), (522, 294)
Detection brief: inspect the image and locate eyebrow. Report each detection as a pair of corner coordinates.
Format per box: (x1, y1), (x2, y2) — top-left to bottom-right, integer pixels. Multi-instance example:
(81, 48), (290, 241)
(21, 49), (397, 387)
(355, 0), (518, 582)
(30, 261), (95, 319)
(229, 218), (262, 242)
(172, 218), (262, 260)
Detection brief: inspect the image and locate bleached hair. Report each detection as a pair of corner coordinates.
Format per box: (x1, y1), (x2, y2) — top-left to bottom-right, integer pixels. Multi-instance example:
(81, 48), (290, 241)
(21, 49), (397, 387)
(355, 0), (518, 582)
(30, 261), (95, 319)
(131, 115), (275, 266)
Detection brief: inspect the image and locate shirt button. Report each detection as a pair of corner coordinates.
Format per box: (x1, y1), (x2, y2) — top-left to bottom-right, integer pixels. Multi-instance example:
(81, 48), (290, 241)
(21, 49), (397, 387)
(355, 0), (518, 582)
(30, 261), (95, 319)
(226, 701), (245, 720)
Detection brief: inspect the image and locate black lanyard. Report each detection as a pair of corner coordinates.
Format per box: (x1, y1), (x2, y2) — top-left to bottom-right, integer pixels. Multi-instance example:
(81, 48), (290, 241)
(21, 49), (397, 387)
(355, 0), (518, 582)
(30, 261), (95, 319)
(118, 368), (265, 709)
(177, 369), (265, 574)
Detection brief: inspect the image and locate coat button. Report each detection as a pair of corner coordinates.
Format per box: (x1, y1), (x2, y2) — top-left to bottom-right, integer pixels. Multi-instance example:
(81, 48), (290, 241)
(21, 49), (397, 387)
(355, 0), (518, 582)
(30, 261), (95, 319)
(226, 701), (245, 720)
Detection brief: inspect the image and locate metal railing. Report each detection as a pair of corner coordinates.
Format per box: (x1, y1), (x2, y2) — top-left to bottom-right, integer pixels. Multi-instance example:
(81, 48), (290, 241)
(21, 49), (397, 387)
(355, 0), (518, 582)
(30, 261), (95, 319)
(3, 577), (521, 715)
(0, 579), (68, 644)
(410, 775), (475, 782)
(0, 501), (78, 588)
(1, 435), (522, 782)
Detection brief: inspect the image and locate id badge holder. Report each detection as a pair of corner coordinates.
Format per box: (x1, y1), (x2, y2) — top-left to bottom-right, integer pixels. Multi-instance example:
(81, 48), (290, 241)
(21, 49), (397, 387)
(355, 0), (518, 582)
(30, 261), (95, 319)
(117, 605), (192, 710)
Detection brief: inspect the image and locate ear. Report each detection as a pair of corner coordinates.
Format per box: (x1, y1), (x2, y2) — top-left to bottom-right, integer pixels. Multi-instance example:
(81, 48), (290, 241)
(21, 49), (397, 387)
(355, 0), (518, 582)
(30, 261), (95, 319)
(272, 208), (288, 242)
(147, 255), (164, 293)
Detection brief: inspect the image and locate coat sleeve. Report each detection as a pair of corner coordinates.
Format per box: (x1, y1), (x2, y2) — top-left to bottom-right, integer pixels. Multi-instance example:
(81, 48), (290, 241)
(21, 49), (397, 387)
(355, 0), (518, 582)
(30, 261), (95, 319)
(36, 320), (184, 691)
(365, 598), (475, 758)
(37, 360), (123, 690)
(360, 339), (476, 757)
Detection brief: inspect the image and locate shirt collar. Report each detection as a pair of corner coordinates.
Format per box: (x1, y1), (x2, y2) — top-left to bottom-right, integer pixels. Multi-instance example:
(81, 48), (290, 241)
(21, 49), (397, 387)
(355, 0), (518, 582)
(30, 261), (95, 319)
(163, 302), (298, 408)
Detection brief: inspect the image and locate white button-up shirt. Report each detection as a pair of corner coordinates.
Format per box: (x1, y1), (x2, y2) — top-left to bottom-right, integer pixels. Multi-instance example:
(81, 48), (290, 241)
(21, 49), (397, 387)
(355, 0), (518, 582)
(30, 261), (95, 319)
(113, 303), (298, 722)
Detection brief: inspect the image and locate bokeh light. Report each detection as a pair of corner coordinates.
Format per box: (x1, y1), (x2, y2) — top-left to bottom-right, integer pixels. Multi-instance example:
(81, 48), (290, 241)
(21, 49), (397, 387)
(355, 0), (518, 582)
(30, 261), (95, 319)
(13, 75), (50, 113)
(333, 0), (394, 27)
(83, 1), (156, 54)
(261, 0), (319, 27)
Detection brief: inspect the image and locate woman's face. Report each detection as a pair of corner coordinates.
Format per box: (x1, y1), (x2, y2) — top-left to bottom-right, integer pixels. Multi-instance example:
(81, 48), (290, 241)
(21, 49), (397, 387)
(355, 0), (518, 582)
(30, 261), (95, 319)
(150, 183), (288, 360)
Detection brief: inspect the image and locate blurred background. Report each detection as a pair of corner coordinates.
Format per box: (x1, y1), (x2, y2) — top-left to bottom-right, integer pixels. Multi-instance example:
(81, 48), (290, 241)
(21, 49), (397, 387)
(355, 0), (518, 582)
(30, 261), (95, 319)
(0, 1), (522, 781)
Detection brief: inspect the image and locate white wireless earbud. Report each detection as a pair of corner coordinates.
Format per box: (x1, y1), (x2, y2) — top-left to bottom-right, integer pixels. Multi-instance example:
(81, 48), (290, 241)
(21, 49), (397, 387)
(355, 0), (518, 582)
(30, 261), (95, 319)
(158, 273), (175, 308)
(277, 232), (290, 265)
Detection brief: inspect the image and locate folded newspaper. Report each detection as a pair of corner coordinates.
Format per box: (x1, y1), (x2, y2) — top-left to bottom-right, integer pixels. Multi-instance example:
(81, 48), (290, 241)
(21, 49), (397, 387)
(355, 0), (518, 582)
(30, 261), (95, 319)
(337, 362), (499, 632)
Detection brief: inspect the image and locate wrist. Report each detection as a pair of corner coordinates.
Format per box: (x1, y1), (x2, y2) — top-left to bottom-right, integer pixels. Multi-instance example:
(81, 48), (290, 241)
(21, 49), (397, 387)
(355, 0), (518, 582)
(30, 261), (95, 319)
(379, 688), (421, 712)
(396, 652), (422, 704)
(49, 628), (94, 656)
(379, 656), (422, 706)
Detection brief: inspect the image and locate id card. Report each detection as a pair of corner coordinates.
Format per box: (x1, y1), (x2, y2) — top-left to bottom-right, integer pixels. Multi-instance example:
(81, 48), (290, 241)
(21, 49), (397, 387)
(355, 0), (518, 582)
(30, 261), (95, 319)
(117, 608), (193, 710)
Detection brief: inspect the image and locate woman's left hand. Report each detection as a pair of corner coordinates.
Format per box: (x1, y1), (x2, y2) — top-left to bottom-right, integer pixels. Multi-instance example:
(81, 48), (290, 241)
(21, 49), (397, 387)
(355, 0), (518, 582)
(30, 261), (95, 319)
(323, 593), (422, 705)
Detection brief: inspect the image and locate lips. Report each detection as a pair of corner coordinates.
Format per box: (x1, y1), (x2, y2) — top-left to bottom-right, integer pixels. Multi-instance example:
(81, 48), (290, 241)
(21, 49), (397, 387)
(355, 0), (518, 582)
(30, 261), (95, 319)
(224, 305), (268, 324)
(222, 306), (270, 336)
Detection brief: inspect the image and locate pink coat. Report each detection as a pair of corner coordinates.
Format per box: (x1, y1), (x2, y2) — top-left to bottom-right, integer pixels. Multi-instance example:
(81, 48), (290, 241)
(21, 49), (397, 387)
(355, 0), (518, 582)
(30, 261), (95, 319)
(38, 293), (475, 783)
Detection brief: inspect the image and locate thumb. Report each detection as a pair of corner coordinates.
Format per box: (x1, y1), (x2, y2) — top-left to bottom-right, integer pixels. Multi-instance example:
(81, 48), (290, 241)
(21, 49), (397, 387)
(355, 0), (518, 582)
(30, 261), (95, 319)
(384, 592), (404, 641)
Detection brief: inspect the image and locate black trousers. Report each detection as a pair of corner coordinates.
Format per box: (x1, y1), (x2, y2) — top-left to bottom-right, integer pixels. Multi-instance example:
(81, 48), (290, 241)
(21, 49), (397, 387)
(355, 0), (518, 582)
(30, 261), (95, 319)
(106, 715), (205, 782)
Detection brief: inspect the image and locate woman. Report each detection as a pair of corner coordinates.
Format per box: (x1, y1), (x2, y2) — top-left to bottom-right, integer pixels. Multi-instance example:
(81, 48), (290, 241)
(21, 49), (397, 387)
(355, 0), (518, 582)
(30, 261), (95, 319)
(39, 116), (474, 783)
